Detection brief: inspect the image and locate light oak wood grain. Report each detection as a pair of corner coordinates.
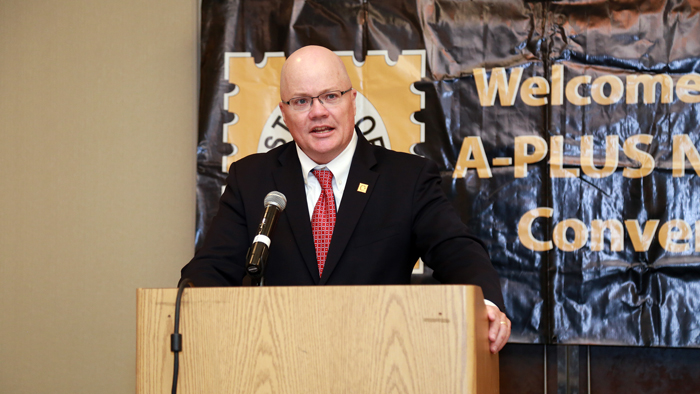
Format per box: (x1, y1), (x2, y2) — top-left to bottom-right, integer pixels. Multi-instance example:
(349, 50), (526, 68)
(137, 285), (499, 394)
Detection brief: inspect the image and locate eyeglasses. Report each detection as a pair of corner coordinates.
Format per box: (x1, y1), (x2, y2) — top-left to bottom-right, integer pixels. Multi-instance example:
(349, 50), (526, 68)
(282, 88), (353, 112)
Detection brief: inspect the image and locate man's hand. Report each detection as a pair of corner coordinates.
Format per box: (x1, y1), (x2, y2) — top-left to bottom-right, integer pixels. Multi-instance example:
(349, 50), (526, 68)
(486, 304), (510, 353)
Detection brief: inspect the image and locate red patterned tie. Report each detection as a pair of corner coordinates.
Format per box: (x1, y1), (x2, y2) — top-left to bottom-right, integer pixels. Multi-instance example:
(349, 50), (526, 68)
(311, 169), (336, 277)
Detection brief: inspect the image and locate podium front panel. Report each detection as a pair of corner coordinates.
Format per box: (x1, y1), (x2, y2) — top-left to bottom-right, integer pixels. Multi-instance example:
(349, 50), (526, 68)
(137, 285), (498, 393)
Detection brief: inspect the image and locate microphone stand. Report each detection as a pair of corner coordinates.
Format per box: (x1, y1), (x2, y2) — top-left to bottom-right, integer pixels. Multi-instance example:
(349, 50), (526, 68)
(250, 276), (264, 287)
(246, 244), (268, 286)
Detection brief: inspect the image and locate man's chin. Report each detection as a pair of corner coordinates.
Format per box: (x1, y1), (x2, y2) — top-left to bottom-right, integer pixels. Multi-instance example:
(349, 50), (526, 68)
(306, 145), (342, 164)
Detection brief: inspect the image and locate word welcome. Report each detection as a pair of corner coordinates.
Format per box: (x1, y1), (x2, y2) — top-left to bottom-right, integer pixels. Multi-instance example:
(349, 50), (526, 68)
(474, 65), (700, 107)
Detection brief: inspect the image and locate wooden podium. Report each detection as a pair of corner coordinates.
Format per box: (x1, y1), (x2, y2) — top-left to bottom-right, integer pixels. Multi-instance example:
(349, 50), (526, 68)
(137, 285), (499, 393)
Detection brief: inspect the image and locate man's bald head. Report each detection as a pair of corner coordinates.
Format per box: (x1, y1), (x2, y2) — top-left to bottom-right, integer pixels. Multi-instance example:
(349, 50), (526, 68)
(280, 46), (352, 100)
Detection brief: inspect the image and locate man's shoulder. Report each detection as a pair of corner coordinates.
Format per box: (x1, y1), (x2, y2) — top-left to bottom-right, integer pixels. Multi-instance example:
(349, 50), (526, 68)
(230, 140), (294, 169)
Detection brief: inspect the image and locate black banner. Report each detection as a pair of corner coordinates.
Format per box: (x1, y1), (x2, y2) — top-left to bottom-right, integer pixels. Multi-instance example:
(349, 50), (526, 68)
(196, 0), (700, 347)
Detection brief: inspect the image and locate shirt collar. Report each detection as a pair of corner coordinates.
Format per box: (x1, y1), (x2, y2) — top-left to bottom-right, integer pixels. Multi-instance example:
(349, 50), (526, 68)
(296, 130), (358, 187)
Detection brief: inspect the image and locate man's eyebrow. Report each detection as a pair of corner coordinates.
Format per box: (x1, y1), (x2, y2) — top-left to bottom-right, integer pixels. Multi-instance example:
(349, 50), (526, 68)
(290, 88), (339, 97)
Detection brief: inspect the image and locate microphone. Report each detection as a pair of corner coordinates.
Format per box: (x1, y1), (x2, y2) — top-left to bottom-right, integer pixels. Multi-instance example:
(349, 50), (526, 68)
(245, 191), (287, 279)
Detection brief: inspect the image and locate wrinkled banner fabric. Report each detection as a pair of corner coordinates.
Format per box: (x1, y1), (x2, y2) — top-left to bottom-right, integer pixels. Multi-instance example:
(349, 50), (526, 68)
(196, 0), (700, 347)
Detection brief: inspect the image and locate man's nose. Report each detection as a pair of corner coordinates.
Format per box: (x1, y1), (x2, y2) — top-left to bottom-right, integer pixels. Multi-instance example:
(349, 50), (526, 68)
(308, 98), (330, 117)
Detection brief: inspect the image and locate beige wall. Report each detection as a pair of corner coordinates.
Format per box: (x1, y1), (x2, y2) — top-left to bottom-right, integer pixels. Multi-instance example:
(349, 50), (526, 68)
(0, 1), (198, 392)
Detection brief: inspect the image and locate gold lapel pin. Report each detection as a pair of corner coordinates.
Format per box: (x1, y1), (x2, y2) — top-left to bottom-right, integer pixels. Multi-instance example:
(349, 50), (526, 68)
(357, 183), (368, 193)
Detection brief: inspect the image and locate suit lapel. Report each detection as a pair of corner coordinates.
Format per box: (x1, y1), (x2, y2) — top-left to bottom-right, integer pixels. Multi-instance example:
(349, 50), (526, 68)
(319, 133), (378, 284)
(272, 145), (320, 284)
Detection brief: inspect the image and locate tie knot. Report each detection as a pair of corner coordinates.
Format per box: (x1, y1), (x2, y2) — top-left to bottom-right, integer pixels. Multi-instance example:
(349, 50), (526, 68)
(312, 169), (334, 190)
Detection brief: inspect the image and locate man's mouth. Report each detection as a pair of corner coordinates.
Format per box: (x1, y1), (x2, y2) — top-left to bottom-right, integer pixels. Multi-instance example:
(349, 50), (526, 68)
(311, 126), (334, 134)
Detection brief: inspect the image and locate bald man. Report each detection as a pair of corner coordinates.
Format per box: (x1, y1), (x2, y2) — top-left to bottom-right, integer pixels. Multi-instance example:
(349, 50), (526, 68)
(181, 46), (511, 352)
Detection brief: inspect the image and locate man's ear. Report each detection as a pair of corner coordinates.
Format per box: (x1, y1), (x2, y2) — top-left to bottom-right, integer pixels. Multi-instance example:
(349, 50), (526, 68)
(279, 102), (288, 124)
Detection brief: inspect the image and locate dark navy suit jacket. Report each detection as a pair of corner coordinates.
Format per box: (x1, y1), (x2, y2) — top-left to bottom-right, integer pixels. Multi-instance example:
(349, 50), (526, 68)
(181, 130), (505, 311)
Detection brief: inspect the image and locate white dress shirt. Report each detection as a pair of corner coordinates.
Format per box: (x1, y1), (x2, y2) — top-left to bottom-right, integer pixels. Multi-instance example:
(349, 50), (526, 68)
(295, 130), (358, 218)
